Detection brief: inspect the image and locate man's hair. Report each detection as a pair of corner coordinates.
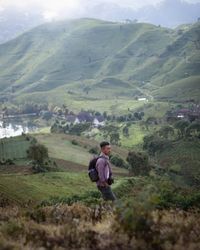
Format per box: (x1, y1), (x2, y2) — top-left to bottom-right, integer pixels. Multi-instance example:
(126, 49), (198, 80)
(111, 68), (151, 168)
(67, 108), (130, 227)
(100, 141), (110, 148)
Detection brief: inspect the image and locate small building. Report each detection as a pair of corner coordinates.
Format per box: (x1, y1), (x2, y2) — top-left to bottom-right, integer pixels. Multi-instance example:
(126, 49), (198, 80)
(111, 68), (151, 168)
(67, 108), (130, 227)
(77, 112), (93, 123)
(66, 115), (80, 124)
(93, 115), (105, 127)
(138, 97), (148, 102)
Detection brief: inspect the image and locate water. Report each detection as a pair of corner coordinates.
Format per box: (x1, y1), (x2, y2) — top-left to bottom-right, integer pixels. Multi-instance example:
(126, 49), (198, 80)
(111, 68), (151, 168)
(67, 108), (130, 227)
(0, 120), (38, 139)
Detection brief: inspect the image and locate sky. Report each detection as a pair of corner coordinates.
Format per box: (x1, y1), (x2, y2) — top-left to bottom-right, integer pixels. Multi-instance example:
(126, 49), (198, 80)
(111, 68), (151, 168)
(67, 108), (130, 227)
(1, 0), (200, 21)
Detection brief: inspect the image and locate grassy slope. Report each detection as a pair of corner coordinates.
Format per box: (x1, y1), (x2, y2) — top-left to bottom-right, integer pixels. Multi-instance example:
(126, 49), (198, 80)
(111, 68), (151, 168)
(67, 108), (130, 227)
(152, 75), (200, 101)
(0, 19), (199, 107)
(0, 172), (95, 204)
(0, 133), (128, 204)
(0, 135), (31, 161)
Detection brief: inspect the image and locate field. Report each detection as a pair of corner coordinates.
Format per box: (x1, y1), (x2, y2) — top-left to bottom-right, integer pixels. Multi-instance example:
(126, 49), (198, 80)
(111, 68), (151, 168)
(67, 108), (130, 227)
(0, 133), (128, 204)
(0, 135), (31, 161)
(0, 172), (96, 205)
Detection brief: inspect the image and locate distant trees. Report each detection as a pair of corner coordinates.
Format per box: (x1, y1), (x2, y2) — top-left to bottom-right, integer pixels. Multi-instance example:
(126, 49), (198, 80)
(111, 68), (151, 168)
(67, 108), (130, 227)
(143, 134), (172, 156)
(40, 111), (53, 121)
(68, 123), (91, 136)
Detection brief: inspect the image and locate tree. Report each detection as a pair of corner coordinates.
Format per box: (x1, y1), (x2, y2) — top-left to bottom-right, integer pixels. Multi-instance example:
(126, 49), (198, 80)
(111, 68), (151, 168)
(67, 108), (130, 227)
(174, 120), (190, 138)
(158, 125), (174, 139)
(186, 121), (200, 138)
(41, 111), (53, 121)
(27, 144), (49, 172)
(123, 126), (129, 137)
(110, 132), (120, 145)
(69, 123), (90, 136)
(143, 134), (172, 156)
(127, 151), (150, 176)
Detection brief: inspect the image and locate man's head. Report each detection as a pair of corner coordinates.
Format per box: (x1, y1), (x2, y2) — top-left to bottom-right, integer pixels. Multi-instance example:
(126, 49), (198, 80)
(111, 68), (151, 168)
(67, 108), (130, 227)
(100, 141), (111, 156)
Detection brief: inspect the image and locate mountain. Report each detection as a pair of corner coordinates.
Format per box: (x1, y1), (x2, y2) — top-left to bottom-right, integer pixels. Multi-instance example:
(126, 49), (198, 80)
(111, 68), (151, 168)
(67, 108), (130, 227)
(0, 18), (199, 106)
(0, 0), (200, 46)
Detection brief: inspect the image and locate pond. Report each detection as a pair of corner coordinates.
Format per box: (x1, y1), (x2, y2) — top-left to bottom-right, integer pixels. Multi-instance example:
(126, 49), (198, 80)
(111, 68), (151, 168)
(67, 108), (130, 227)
(0, 120), (38, 139)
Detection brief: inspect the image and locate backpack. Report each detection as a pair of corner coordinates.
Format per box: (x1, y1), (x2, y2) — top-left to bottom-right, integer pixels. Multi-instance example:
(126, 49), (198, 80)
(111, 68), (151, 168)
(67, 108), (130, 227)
(88, 156), (102, 182)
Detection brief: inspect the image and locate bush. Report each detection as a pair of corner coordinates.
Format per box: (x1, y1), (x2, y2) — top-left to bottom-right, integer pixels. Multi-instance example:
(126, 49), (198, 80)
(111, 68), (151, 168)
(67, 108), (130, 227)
(143, 134), (172, 156)
(110, 154), (128, 169)
(27, 144), (49, 173)
(88, 147), (99, 154)
(71, 139), (78, 146)
(69, 123), (91, 135)
(114, 200), (154, 239)
(127, 151), (150, 176)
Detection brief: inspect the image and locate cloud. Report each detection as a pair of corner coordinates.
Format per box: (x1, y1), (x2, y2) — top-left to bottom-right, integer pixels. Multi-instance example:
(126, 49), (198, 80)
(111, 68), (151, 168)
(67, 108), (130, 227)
(1, 0), (199, 11)
(0, 0), (200, 22)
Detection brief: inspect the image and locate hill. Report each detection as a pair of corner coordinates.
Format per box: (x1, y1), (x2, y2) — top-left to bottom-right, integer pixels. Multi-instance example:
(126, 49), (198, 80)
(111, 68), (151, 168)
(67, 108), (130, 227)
(0, 133), (128, 204)
(0, 18), (199, 109)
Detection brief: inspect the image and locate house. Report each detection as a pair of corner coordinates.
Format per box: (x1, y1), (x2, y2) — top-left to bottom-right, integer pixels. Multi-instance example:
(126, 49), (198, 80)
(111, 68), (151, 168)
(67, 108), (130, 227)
(77, 112), (93, 123)
(66, 115), (80, 124)
(66, 112), (105, 127)
(138, 97), (148, 102)
(93, 115), (105, 127)
(176, 109), (190, 118)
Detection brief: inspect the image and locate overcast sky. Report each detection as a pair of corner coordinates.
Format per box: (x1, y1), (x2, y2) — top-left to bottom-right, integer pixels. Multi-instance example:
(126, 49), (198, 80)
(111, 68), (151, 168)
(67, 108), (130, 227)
(0, 0), (200, 21)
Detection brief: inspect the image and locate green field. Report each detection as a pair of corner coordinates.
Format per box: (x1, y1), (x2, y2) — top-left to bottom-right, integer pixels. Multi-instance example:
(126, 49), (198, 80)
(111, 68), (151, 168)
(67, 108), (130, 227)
(0, 172), (96, 204)
(0, 136), (31, 161)
(0, 133), (128, 204)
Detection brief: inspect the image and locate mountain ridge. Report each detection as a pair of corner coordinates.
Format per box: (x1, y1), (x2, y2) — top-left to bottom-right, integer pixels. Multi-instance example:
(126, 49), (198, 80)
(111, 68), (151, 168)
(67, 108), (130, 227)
(0, 18), (199, 105)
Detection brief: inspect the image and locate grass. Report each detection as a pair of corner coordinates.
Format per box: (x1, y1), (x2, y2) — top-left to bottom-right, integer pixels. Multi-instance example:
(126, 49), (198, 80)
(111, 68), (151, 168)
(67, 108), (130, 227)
(120, 124), (147, 148)
(0, 135), (31, 161)
(157, 139), (200, 166)
(0, 132), (128, 204)
(34, 133), (91, 165)
(0, 172), (95, 204)
(0, 19), (199, 106)
(153, 75), (200, 101)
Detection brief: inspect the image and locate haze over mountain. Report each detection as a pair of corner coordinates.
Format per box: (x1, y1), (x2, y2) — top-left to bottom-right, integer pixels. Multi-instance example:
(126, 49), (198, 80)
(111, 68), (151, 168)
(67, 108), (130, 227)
(0, 0), (200, 44)
(0, 18), (199, 106)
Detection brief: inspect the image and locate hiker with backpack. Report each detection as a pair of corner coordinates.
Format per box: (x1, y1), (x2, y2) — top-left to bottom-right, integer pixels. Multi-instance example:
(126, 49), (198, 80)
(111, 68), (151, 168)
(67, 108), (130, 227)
(88, 141), (116, 201)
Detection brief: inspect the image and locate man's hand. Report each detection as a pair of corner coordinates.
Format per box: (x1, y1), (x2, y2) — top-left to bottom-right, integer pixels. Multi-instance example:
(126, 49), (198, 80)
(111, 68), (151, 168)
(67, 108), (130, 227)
(99, 181), (109, 187)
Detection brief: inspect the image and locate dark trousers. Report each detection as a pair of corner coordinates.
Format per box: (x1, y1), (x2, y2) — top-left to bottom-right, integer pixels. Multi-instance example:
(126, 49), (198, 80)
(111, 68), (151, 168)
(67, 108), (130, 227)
(97, 186), (116, 201)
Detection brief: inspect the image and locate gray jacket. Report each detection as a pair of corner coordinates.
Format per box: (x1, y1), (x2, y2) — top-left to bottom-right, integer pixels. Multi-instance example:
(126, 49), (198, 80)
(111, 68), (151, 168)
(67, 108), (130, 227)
(96, 153), (112, 186)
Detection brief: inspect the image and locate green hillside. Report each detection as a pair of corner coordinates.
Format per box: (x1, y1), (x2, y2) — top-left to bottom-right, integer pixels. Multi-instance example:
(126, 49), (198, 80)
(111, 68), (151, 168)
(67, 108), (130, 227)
(0, 135), (31, 161)
(0, 18), (199, 107)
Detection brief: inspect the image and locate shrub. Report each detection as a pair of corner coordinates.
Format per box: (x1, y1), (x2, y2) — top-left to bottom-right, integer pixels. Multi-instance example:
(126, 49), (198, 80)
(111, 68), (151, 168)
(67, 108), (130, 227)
(114, 200), (154, 239)
(110, 154), (128, 169)
(27, 144), (49, 173)
(71, 139), (78, 146)
(127, 151), (150, 176)
(143, 134), (172, 156)
(88, 147), (99, 155)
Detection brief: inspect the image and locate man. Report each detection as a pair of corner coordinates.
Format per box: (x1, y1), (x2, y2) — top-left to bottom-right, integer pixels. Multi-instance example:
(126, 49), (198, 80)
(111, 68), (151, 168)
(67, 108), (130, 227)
(96, 141), (116, 201)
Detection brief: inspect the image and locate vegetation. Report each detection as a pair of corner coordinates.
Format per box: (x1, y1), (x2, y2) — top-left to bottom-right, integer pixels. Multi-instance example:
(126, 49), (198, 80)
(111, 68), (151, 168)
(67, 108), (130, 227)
(127, 151), (150, 176)
(0, 19), (199, 110)
(0, 17), (200, 250)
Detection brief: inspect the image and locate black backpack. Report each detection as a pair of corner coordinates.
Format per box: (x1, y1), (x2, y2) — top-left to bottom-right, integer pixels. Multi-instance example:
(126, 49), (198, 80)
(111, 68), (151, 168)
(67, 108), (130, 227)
(88, 156), (102, 182)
